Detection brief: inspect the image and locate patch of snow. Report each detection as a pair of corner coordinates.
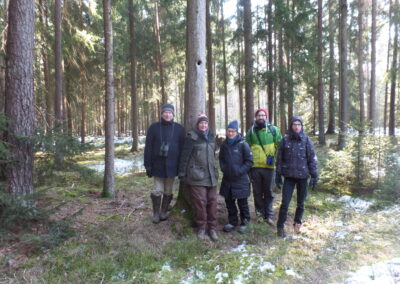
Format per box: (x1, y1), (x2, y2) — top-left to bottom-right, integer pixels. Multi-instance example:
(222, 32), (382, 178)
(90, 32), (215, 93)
(354, 235), (363, 241)
(259, 261), (276, 272)
(338, 195), (374, 213)
(215, 272), (228, 283)
(380, 205), (400, 214)
(326, 197), (336, 202)
(335, 231), (348, 239)
(285, 269), (303, 279)
(161, 263), (172, 272)
(214, 265), (220, 271)
(86, 156), (145, 175)
(231, 242), (247, 252)
(291, 235), (312, 242)
(327, 220), (344, 227)
(341, 258), (400, 284)
(233, 274), (247, 284)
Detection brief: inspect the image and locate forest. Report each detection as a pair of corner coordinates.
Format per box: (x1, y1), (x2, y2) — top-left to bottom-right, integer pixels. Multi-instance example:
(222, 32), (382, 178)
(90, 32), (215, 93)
(0, 0), (399, 283)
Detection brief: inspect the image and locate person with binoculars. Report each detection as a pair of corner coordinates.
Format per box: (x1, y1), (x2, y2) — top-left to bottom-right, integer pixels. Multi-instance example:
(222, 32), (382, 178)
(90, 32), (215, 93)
(144, 104), (185, 224)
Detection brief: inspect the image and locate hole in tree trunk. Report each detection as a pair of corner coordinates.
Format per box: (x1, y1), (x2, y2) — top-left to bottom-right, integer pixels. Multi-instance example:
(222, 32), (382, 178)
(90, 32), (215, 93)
(197, 60), (202, 65)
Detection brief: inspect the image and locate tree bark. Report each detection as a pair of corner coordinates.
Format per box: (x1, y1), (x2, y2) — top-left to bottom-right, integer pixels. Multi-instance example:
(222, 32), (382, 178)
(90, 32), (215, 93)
(384, 0), (393, 135)
(221, 0), (229, 127)
(267, 0), (274, 123)
(357, 0), (365, 134)
(317, 0), (325, 144)
(54, 0), (64, 163)
(206, 0), (216, 132)
(243, 0), (254, 131)
(326, 0), (336, 134)
(102, 0), (116, 198)
(389, 0), (398, 137)
(5, 0), (35, 195)
(338, 0), (349, 150)
(175, 0), (206, 214)
(154, 0), (167, 105)
(129, 0), (139, 152)
(369, 0), (377, 132)
(80, 77), (86, 144)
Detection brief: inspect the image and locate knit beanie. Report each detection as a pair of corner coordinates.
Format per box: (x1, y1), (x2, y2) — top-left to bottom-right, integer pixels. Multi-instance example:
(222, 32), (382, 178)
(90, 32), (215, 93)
(227, 120), (239, 132)
(161, 104), (175, 116)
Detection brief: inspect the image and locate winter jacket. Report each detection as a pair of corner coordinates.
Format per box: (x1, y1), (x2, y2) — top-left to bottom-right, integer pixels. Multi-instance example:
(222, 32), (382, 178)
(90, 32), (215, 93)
(144, 120), (185, 178)
(219, 135), (254, 199)
(178, 130), (219, 187)
(245, 122), (282, 169)
(276, 130), (318, 179)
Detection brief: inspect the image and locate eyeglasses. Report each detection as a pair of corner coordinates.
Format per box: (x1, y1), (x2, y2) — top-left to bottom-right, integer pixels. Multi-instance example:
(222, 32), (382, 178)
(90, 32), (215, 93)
(293, 124), (302, 127)
(256, 114), (266, 117)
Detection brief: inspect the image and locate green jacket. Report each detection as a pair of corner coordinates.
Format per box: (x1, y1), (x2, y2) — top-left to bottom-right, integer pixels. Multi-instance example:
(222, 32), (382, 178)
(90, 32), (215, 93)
(245, 124), (282, 169)
(178, 130), (219, 187)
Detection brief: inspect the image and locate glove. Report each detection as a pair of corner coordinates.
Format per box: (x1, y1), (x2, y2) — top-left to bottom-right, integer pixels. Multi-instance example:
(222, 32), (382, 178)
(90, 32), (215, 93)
(275, 174), (283, 189)
(309, 177), (318, 189)
(146, 169), (152, 178)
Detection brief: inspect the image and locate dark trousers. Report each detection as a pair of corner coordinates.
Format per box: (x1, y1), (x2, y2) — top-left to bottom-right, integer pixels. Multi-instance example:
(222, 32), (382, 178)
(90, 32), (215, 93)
(191, 185), (217, 230)
(277, 177), (308, 228)
(250, 168), (275, 219)
(225, 193), (250, 226)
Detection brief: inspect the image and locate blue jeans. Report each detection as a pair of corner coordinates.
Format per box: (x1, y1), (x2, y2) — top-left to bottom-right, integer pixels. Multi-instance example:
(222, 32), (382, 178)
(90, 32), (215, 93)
(277, 177), (308, 228)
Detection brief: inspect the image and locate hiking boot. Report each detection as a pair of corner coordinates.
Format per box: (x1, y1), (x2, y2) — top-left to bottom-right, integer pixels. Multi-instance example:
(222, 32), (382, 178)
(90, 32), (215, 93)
(209, 229), (218, 241)
(197, 229), (207, 240)
(266, 218), (275, 226)
(238, 225), (247, 234)
(223, 224), (235, 232)
(160, 194), (173, 221)
(277, 227), (286, 238)
(151, 194), (162, 224)
(293, 223), (302, 234)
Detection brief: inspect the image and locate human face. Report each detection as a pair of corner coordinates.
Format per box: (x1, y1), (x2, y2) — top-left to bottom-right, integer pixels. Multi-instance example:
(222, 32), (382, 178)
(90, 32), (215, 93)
(198, 121), (209, 132)
(226, 128), (237, 139)
(292, 121), (302, 133)
(162, 110), (174, 122)
(256, 111), (267, 124)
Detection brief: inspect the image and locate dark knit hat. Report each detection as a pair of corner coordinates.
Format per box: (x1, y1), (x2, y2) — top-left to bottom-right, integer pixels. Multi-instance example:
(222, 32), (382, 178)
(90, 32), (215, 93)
(161, 103), (175, 115)
(255, 108), (268, 118)
(227, 120), (239, 132)
(196, 114), (209, 125)
(290, 116), (304, 126)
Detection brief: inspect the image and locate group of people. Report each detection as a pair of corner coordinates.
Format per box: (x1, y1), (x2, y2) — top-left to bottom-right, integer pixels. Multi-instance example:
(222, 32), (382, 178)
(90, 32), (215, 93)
(144, 104), (318, 241)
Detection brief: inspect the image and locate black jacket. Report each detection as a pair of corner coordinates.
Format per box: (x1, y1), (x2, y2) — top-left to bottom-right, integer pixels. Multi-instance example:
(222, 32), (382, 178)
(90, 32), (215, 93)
(219, 136), (253, 199)
(276, 130), (318, 179)
(178, 130), (219, 187)
(144, 120), (185, 178)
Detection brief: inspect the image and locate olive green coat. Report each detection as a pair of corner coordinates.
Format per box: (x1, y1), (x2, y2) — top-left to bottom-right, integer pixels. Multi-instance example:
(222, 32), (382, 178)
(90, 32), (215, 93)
(178, 130), (219, 187)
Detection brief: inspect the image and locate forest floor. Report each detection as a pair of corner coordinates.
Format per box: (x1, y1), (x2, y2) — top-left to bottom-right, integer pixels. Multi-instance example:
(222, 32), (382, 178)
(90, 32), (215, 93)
(1, 141), (400, 283)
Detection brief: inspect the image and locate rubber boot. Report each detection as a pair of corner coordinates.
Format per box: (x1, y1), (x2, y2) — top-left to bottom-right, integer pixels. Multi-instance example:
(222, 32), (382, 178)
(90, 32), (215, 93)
(160, 194), (173, 221)
(151, 194), (162, 224)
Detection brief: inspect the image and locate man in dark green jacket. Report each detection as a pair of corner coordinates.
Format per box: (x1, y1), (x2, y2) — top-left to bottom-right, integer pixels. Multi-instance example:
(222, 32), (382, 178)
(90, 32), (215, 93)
(245, 108), (282, 225)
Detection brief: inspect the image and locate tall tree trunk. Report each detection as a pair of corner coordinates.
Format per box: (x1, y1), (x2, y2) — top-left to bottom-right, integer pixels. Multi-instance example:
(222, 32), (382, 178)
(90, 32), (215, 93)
(358, 0), (365, 134)
(338, 0), (349, 150)
(154, 0), (166, 105)
(102, 0), (116, 198)
(278, 21), (286, 134)
(54, 0), (64, 163)
(176, 0), (206, 213)
(5, 0), (35, 195)
(0, 0), (8, 115)
(65, 64), (73, 136)
(38, 0), (52, 132)
(206, 0), (216, 132)
(243, 0), (254, 131)
(317, 0), (325, 144)
(267, 0), (274, 123)
(369, 0), (377, 132)
(80, 77), (86, 144)
(221, 0), (229, 126)
(389, 0), (399, 137)
(384, 0), (393, 135)
(129, 0), (139, 152)
(326, 0), (336, 134)
(238, 37), (244, 134)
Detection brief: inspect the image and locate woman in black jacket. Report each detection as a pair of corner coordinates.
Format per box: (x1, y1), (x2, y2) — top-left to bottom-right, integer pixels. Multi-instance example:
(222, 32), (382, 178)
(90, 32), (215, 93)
(219, 120), (254, 233)
(275, 116), (318, 237)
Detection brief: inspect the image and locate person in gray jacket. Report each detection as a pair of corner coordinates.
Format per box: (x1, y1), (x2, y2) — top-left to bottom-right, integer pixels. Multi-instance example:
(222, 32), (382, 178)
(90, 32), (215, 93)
(178, 114), (219, 241)
(275, 116), (318, 237)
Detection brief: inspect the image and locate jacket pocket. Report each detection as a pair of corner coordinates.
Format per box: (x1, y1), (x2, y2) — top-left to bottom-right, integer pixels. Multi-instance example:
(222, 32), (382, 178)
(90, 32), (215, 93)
(188, 165), (205, 181)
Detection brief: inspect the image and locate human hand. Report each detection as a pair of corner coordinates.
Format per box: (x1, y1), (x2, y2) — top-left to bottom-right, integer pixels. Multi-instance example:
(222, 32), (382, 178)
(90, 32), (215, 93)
(275, 174), (283, 189)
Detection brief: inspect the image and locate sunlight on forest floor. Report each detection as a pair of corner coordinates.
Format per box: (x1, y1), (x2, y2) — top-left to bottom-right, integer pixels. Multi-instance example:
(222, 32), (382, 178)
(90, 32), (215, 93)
(1, 141), (399, 283)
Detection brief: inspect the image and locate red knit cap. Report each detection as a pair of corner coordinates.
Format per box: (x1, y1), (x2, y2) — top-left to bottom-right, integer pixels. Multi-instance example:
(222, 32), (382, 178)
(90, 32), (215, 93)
(255, 108), (269, 118)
